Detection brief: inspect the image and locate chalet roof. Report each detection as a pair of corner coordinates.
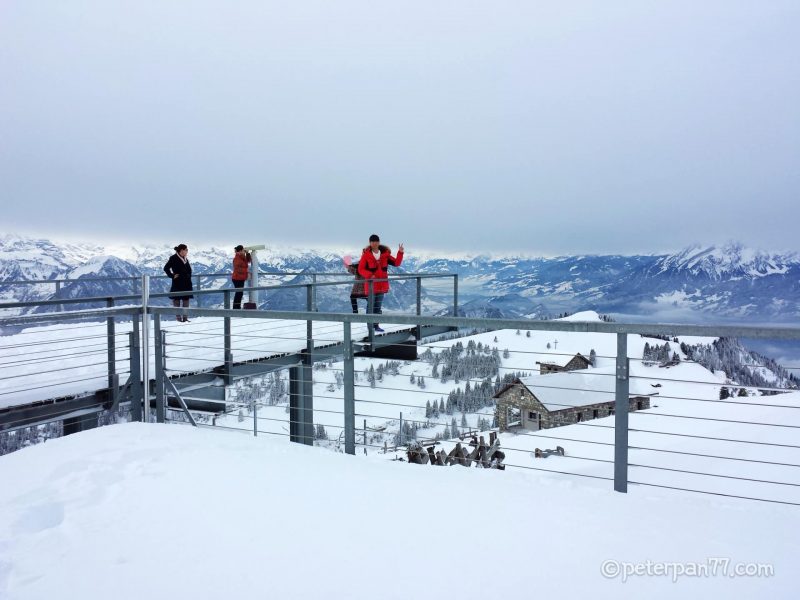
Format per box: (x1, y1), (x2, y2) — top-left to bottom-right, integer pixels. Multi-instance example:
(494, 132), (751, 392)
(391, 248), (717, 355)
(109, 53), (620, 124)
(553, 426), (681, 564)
(535, 352), (591, 369)
(497, 367), (656, 412)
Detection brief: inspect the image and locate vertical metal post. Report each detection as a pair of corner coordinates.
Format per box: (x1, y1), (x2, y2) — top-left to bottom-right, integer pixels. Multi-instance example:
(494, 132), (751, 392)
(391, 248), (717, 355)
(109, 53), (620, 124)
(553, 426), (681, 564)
(367, 280), (375, 347)
(106, 297), (116, 391)
(399, 411), (403, 446)
(154, 316), (165, 423)
(129, 329), (142, 422)
(306, 284), (314, 352)
(109, 373), (120, 414)
(311, 273), (318, 311)
(55, 280), (62, 312)
(415, 276), (422, 341)
(253, 399), (258, 437)
(343, 321), (355, 455)
(289, 365), (301, 443)
(289, 363), (314, 446)
(364, 419), (368, 452)
(141, 275), (151, 422)
(195, 275), (201, 308)
(614, 332), (630, 493)
(453, 275), (459, 317)
(303, 284), (315, 446)
(224, 290), (232, 380)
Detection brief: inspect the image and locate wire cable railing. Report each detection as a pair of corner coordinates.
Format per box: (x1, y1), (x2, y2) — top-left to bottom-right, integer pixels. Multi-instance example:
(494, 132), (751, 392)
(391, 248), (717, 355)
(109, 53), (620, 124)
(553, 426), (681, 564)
(4, 277), (800, 508)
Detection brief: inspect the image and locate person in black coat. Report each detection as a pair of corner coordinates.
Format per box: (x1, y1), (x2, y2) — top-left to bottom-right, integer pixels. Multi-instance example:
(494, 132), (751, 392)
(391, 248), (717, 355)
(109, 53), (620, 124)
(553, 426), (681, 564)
(163, 244), (193, 322)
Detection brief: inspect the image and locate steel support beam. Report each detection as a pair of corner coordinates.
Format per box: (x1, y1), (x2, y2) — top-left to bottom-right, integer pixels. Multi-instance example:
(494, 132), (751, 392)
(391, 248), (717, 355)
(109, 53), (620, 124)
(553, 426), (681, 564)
(614, 332), (630, 493)
(343, 322), (355, 455)
(154, 316), (165, 423)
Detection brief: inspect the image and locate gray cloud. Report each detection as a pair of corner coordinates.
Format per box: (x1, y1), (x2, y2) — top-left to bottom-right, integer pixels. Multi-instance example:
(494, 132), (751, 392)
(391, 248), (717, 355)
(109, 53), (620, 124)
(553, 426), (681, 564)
(1, 0), (798, 254)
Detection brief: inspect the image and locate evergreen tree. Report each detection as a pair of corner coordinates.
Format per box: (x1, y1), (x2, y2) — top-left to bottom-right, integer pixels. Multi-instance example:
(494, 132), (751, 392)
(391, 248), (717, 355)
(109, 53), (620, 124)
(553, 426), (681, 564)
(410, 373), (416, 384)
(719, 386), (730, 400)
(425, 400), (432, 418)
(526, 331), (531, 338)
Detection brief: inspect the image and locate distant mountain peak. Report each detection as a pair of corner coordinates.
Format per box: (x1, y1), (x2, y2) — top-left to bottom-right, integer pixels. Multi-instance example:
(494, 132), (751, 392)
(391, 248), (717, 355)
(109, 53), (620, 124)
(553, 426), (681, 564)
(654, 242), (797, 280)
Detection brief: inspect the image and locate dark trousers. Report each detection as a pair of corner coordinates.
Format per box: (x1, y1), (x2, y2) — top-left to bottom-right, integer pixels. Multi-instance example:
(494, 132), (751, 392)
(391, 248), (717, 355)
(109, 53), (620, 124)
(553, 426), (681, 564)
(172, 297), (189, 321)
(350, 297), (359, 313)
(232, 279), (246, 309)
(368, 293), (384, 323)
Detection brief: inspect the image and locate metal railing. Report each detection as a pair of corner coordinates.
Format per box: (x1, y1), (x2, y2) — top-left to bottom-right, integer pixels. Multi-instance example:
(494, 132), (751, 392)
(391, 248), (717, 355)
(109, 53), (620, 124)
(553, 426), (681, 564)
(0, 270), (458, 312)
(2, 275), (800, 507)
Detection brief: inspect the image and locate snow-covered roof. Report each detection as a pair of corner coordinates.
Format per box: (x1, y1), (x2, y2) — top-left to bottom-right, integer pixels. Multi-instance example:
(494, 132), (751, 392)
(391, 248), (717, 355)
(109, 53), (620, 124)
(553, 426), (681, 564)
(514, 367), (656, 412)
(536, 352), (590, 368)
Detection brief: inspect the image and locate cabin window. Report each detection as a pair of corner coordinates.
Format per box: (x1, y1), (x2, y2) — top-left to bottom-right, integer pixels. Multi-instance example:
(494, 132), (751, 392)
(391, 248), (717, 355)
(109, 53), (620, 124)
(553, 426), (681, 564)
(593, 409), (599, 419)
(576, 412), (583, 422)
(637, 400), (643, 410)
(507, 406), (521, 428)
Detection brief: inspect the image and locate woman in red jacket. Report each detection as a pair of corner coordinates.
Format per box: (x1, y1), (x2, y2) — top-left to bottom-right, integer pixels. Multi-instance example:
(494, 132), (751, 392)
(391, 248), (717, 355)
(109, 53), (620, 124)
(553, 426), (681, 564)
(232, 245), (251, 309)
(357, 234), (404, 332)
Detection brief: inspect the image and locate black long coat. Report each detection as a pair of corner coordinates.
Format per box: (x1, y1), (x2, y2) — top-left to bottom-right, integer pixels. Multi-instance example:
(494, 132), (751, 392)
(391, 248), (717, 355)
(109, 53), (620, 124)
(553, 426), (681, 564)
(163, 254), (194, 300)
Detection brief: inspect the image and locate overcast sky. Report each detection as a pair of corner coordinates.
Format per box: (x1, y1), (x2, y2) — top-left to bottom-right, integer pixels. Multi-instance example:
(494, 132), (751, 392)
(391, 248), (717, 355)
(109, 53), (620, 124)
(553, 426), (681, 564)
(1, 1), (798, 256)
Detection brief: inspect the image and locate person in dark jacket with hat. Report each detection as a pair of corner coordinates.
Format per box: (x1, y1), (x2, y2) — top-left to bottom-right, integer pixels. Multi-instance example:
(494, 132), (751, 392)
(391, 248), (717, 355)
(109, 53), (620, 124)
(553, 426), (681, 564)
(357, 234), (404, 332)
(232, 245), (251, 309)
(163, 244), (193, 322)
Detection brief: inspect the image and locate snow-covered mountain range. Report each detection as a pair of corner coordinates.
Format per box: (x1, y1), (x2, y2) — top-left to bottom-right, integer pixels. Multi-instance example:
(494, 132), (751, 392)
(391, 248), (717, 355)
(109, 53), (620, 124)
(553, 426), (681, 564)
(1, 234), (799, 321)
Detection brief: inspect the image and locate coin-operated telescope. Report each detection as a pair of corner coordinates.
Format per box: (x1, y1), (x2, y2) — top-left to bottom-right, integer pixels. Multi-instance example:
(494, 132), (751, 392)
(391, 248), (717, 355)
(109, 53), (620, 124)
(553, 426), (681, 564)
(243, 245), (266, 308)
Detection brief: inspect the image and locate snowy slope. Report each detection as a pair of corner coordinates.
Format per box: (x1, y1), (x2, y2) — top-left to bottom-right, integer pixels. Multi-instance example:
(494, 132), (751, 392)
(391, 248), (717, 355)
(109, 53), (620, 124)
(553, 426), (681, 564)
(0, 423), (796, 600)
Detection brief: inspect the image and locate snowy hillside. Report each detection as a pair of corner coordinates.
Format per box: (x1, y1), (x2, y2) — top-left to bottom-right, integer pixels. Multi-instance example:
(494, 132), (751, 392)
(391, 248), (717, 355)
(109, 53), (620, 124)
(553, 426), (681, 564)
(0, 423), (796, 600)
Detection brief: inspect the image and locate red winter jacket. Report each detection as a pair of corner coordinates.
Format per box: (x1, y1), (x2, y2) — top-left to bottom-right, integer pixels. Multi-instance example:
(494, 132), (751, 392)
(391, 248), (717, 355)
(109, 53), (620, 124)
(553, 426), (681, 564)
(232, 252), (251, 282)
(357, 245), (403, 296)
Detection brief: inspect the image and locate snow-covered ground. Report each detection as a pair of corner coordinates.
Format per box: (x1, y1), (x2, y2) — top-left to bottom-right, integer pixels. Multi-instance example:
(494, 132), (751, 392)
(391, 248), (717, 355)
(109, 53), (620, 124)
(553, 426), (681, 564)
(0, 423), (796, 600)
(5, 311), (799, 505)
(204, 313), (800, 505)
